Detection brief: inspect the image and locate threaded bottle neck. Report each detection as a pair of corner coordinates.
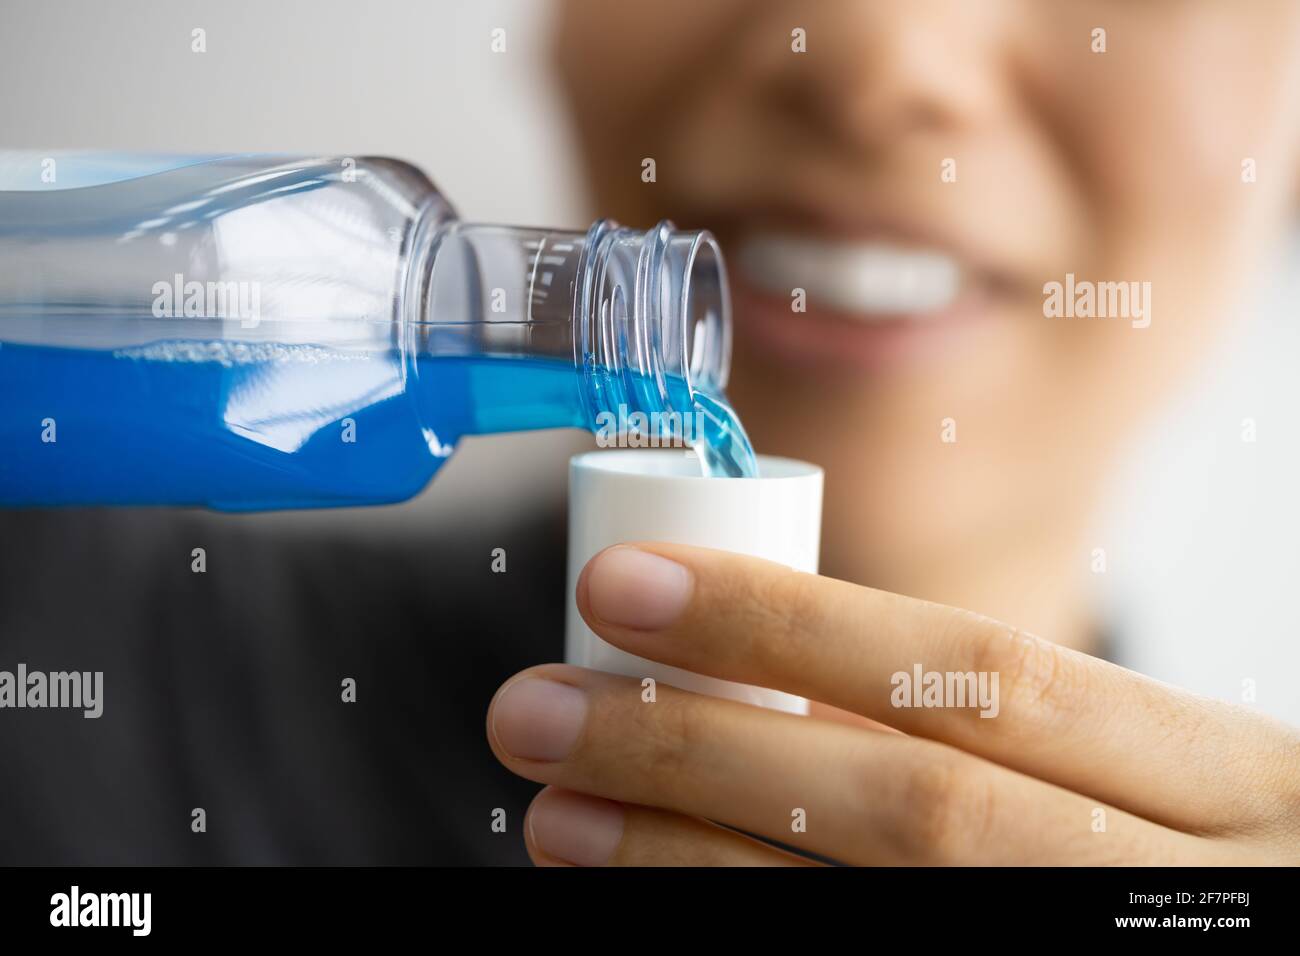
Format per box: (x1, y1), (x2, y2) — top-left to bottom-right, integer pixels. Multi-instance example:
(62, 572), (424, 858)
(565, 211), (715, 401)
(410, 215), (732, 431)
(575, 219), (730, 429)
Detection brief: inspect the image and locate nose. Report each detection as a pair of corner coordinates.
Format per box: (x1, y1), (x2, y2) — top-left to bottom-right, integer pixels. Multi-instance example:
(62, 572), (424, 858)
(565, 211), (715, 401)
(738, 0), (1009, 154)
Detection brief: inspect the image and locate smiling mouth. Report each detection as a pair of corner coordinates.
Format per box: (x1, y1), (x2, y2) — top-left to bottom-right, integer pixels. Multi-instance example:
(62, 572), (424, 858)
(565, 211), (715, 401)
(723, 228), (1020, 370)
(735, 233), (963, 319)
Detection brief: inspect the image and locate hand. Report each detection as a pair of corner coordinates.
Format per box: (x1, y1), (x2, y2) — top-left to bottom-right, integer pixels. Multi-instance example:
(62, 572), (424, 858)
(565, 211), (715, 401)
(487, 543), (1300, 865)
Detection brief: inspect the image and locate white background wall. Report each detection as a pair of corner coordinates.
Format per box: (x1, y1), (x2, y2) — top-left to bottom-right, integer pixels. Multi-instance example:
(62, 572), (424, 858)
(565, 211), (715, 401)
(1095, 242), (1300, 723)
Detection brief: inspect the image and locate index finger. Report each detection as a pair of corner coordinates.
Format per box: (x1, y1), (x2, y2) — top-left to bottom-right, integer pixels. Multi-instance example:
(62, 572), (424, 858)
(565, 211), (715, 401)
(576, 542), (1297, 836)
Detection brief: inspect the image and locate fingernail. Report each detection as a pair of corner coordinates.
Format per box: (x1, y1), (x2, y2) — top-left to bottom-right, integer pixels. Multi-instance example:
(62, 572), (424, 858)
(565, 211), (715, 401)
(585, 546), (693, 630)
(492, 678), (588, 761)
(529, 789), (625, 866)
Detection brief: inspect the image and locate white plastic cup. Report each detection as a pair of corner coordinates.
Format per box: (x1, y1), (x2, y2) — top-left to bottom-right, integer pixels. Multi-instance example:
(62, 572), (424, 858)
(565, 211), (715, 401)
(565, 450), (823, 715)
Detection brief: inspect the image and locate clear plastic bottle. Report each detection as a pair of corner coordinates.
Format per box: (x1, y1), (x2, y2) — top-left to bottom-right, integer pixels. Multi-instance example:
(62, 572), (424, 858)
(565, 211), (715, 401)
(0, 153), (755, 509)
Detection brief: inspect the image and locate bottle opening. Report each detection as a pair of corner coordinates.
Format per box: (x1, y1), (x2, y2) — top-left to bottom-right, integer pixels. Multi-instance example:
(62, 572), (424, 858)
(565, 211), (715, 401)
(671, 231), (730, 396)
(581, 219), (732, 415)
(580, 220), (755, 478)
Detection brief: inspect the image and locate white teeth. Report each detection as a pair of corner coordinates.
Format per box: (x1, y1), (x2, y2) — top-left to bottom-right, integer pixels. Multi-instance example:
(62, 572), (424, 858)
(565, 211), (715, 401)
(736, 233), (962, 319)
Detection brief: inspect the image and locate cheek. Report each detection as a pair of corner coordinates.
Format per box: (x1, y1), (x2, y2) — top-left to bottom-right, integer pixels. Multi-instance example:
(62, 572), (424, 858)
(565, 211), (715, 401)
(554, 0), (749, 126)
(554, 0), (752, 224)
(1012, 9), (1300, 400)
(1031, 9), (1300, 283)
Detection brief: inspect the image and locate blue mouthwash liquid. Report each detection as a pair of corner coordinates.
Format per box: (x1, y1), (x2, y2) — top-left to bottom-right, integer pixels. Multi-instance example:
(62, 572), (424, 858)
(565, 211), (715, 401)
(0, 153), (756, 509)
(0, 341), (756, 510)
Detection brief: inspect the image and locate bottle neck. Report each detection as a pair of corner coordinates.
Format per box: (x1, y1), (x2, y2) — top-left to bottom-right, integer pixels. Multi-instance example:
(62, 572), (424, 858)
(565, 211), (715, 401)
(408, 214), (731, 435)
(577, 219), (731, 428)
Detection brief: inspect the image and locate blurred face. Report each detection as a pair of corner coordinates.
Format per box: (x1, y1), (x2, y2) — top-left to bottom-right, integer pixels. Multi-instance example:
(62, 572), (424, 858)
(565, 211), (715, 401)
(555, 1), (1300, 612)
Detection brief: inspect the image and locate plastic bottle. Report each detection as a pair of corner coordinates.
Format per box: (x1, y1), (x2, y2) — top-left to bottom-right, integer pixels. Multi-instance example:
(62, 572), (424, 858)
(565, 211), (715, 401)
(0, 153), (756, 509)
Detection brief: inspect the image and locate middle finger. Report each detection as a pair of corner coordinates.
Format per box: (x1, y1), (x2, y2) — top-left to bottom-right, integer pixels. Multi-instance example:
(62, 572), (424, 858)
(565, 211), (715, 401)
(487, 665), (1210, 865)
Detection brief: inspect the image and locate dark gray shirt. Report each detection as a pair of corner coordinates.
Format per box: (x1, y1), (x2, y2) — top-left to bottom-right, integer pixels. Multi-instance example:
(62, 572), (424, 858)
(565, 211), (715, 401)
(0, 506), (566, 864)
